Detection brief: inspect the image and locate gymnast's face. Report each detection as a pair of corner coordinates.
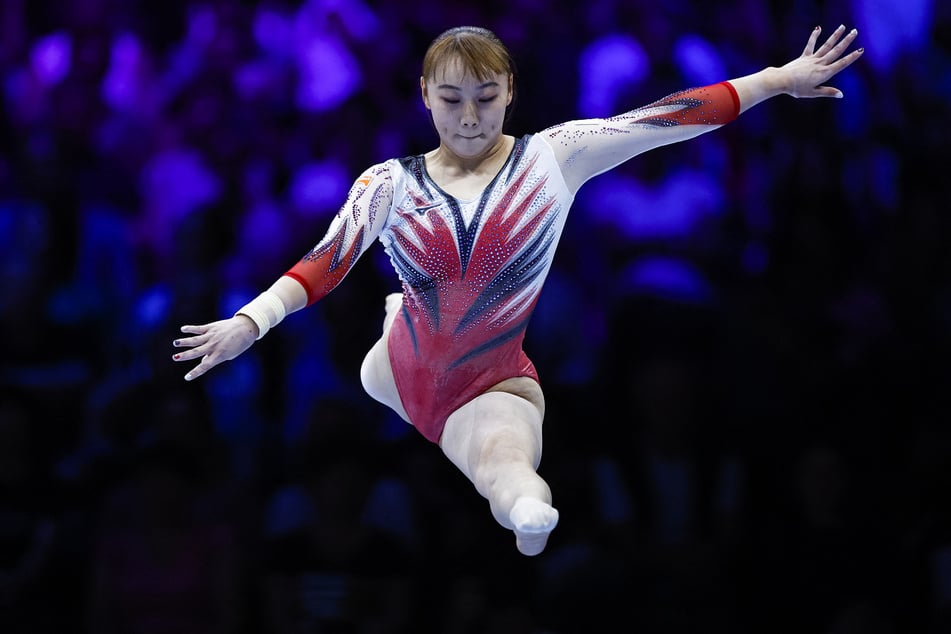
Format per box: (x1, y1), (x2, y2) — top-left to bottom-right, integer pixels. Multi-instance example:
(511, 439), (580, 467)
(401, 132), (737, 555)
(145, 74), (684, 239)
(421, 56), (513, 160)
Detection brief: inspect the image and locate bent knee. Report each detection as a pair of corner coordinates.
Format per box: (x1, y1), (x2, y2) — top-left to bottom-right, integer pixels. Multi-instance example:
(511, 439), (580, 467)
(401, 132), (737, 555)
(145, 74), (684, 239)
(359, 341), (387, 400)
(382, 293), (403, 332)
(360, 339), (410, 422)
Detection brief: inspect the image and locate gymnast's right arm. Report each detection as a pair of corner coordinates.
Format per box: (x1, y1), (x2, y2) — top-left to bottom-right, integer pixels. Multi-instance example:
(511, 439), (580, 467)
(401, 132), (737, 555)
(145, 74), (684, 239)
(172, 163), (394, 381)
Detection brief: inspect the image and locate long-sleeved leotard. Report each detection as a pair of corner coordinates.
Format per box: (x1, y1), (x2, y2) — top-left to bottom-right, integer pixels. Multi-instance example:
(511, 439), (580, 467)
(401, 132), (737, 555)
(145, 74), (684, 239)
(285, 82), (739, 443)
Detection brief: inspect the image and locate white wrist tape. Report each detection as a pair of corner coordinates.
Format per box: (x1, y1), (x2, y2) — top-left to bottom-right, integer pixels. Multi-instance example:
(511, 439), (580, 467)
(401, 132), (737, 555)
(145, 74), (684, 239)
(235, 290), (287, 340)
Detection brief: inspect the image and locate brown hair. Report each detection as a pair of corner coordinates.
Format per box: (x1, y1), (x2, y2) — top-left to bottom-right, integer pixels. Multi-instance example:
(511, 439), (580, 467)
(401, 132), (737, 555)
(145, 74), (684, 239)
(421, 26), (515, 83)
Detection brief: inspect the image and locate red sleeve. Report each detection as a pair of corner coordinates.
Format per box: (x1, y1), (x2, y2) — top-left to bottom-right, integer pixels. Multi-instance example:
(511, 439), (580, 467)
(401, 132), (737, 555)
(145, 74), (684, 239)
(283, 163), (393, 306)
(634, 81), (740, 127)
(719, 81), (741, 118)
(283, 224), (366, 306)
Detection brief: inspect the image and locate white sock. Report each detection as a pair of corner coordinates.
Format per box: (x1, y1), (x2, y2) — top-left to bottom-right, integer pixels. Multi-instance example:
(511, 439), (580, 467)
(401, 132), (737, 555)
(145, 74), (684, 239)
(509, 497), (559, 556)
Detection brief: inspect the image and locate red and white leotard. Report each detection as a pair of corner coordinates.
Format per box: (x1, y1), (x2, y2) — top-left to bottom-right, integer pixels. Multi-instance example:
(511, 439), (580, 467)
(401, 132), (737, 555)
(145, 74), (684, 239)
(285, 82), (739, 443)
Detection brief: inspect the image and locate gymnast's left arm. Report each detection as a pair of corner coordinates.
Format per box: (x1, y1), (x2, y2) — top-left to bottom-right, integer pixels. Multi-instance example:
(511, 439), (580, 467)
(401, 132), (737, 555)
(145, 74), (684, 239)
(543, 24), (863, 194)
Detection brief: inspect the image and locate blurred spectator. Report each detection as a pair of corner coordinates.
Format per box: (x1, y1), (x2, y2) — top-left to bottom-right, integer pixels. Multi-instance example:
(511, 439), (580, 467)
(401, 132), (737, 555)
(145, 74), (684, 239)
(87, 441), (243, 634)
(0, 391), (61, 634)
(260, 396), (419, 632)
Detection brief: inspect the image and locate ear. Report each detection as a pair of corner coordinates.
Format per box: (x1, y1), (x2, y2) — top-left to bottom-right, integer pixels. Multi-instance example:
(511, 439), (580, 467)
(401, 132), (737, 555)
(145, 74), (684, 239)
(506, 74), (514, 105)
(420, 76), (430, 109)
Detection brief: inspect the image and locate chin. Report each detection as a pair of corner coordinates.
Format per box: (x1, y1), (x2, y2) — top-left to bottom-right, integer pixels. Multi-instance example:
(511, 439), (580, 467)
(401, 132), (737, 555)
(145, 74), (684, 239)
(451, 141), (487, 156)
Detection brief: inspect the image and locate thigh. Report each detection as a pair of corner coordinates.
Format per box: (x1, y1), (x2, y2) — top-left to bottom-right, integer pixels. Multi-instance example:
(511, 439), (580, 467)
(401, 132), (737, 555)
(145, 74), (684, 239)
(360, 334), (411, 423)
(439, 379), (545, 482)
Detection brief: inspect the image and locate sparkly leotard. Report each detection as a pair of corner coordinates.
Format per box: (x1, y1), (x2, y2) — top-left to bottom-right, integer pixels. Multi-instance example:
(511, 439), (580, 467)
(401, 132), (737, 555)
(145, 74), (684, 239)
(285, 82), (739, 443)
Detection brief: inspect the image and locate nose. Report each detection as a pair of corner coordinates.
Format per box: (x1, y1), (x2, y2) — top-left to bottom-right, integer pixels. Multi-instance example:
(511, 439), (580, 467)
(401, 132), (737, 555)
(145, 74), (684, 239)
(461, 101), (478, 127)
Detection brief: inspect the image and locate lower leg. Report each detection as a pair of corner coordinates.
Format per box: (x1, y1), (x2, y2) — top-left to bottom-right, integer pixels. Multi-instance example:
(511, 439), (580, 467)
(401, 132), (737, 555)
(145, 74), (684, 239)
(440, 392), (559, 556)
(473, 441), (559, 556)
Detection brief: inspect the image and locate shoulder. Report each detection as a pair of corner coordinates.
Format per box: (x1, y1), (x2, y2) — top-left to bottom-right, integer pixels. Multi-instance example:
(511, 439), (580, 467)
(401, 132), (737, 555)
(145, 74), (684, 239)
(358, 159), (399, 179)
(350, 160), (402, 192)
(507, 132), (553, 156)
(516, 131), (562, 165)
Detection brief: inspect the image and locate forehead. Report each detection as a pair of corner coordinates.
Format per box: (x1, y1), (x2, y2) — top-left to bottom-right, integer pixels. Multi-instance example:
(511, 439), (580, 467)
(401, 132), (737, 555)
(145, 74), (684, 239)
(429, 56), (507, 86)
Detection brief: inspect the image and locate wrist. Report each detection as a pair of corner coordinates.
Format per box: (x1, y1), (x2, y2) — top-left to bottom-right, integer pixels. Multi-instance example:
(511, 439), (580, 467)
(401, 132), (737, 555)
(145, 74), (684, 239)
(234, 313), (260, 339)
(235, 290), (287, 340)
(777, 66), (796, 96)
(758, 66), (789, 96)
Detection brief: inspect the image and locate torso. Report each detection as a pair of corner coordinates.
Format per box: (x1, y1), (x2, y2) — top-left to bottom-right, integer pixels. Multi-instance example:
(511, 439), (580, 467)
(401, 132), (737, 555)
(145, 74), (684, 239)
(379, 133), (573, 442)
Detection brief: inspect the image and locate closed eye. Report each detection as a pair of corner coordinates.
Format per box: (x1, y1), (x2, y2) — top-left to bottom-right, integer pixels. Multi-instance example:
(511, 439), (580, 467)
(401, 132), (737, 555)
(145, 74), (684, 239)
(439, 96), (499, 105)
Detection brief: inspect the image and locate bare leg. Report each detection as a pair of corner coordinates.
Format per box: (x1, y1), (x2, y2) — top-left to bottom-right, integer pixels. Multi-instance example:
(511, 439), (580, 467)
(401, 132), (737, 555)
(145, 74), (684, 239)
(360, 293), (410, 423)
(362, 294), (559, 555)
(439, 379), (559, 556)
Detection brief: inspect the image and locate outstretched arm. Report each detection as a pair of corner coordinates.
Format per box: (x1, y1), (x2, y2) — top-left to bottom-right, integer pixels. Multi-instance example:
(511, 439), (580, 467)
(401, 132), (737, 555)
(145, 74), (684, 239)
(543, 25), (863, 193)
(173, 162), (394, 381)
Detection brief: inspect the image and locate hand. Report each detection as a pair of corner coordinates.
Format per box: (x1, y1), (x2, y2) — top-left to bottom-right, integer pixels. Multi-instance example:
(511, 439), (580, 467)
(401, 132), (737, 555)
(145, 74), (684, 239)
(172, 315), (258, 381)
(781, 25), (863, 99)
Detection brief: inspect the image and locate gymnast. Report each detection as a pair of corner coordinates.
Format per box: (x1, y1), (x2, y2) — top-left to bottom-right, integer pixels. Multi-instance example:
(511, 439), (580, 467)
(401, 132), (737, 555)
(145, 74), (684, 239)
(173, 24), (863, 555)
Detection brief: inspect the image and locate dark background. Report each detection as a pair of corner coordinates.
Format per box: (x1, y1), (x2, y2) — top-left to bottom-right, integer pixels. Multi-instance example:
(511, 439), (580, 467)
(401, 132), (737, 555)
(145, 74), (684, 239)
(2, 0), (950, 632)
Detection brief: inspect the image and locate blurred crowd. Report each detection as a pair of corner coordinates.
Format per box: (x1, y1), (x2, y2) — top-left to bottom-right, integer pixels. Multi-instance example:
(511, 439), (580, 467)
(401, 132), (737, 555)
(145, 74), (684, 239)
(2, 0), (951, 632)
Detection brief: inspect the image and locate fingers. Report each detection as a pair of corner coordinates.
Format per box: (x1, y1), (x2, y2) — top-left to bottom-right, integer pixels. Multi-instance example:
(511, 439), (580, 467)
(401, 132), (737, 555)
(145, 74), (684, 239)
(173, 324), (210, 380)
(172, 331), (208, 353)
(825, 27), (859, 62)
(815, 24), (846, 57)
(184, 359), (213, 382)
(827, 47), (865, 75)
(174, 322), (218, 350)
(172, 346), (218, 381)
(171, 345), (203, 362)
(813, 37), (864, 99)
(814, 25), (859, 62)
(803, 25), (822, 56)
(814, 86), (844, 99)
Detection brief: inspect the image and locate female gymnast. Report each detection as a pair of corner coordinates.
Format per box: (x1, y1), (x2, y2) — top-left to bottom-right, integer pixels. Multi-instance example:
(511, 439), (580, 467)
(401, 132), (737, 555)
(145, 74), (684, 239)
(173, 24), (863, 555)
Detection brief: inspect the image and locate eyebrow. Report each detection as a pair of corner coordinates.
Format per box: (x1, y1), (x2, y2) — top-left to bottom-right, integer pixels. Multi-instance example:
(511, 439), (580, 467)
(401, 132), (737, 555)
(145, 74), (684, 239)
(436, 81), (500, 91)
